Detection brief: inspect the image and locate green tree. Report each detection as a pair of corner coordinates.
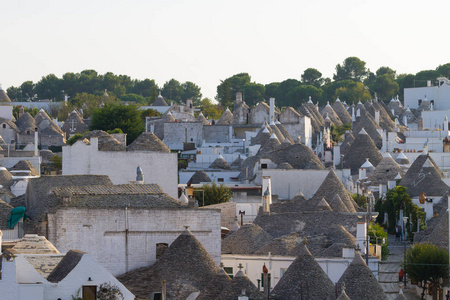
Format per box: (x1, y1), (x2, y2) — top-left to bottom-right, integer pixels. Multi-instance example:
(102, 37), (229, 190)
(368, 222), (389, 260)
(61, 72), (80, 97)
(334, 81), (371, 104)
(199, 98), (223, 119)
(437, 63), (450, 78)
(69, 92), (119, 118)
(216, 73), (251, 106)
(182, 81), (202, 105)
(6, 86), (21, 101)
(286, 84), (323, 107)
(403, 243), (448, 299)
(161, 79), (183, 104)
(131, 79), (158, 99)
(264, 82), (280, 99)
(242, 82), (265, 107)
(274, 79), (302, 106)
(415, 70), (440, 87)
(396, 74), (415, 100)
(13, 106), (40, 119)
(34, 74), (62, 100)
(301, 68), (323, 87)
(373, 74), (399, 101)
(90, 104), (144, 144)
(194, 182), (232, 207)
(120, 93), (146, 104)
(20, 81), (35, 100)
(333, 57), (368, 81)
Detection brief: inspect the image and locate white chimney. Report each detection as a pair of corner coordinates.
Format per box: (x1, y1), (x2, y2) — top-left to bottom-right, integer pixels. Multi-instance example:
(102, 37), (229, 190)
(262, 176), (272, 204)
(381, 129), (387, 153)
(445, 115), (449, 136)
(34, 129), (39, 156)
(269, 98), (275, 123)
(352, 106), (356, 122)
(262, 187), (271, 214)
(356, 108), (361, 117)
(333, 145), (341, 167)
(403, 115), (408, 127)
(356, 221), (367, 254)
(150, 124), (155, 133)
(427, 80), (431, 87)
(375, 111), (380, 125)
(359, 168), (367, 180)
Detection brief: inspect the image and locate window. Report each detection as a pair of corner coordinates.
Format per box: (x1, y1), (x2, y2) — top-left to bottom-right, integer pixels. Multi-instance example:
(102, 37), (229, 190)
(2, 124), (5, 129)
(418, 99), (422, 106)
(218, 178), (224, 182)
(152, 292), (162, 300)
(156, 243), (168, 259)
(224, 267), (234, 279)
(82, 285), (97, 300)
(261, 163), (268, 169)
(430, 100), (435, 105)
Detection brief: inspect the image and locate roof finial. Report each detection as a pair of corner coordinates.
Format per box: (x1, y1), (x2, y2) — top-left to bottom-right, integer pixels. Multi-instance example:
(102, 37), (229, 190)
(184, 225), (190, 230)
(238, 263), (244, 270)
(302, 236), (308, 245)
(220, 262), (224, 268)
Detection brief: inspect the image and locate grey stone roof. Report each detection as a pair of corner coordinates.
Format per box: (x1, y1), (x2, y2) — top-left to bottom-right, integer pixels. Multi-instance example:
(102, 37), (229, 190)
(306, 102), (325, 126)
(26, 175), (114, 221)
(399, 154), (448, 197)
(269, 123), (285, 141)
(196, 112), (210, 125)
(336, 288), (351, 300)
(0, 87), (11, 102)
(367, 154), (404, 186)
(258, 134), (280, 155)
(52, 184), (183, 209)
(84, 130), (125, 151)
(254, 233), (301, 256)
(47, 250), (85, 282)
(342, 128), (382, 175)
(352, 113), (382, 149)
(34, 109), (52, 126)
(299, 104), (321, 133)
(188, 171), (212, 184)
(308, 169), (358, 213)
(270, 190), (307, 213)
(340, 133), (355, 156)
(334, 253), (387, 300)
(40, 121), (64, 137)
(11, 160), (39, 176)
(0, 117), (18, 131)
(39, 149), (56, 164)
(317, 198), (332, 211)
(231, 155), (244, 168)
(61, 110), (88, 135)
(126, 132), (170, 153)
(250, 125), (271, 146)
(217, 270), (265, 300)
(333, 100), (353, 124)
(276, 122), (295, 144)
(328, 194), (349, 213)
(388, 99), (405, 117)
(321, 103), (343, 126)
(395, 152), (410, 165)
(276, 162), (293, 169)
(222, 223), (273, 254)
(237, 155), (259, 181)
(216, 109), (233, 125)
(270, 243), (335, 300)
(16, 112), (36, 133)
(264, 143), (326, 170)
(0, 198), (13, 228)
(152, 95), (168, 106)
(118, 229), (220, 300)
(11, 234), (60, 254)
(372, 100), (396, 130)
(209, 156), (232, 170)
(196, 268), (231, 300)
(0, 167), (13, 189)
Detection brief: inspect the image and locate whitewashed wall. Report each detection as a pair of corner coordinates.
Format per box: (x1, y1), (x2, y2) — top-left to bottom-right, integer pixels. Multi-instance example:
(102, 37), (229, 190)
(62, 138), (178, 199)
(47, 207), (221, 276)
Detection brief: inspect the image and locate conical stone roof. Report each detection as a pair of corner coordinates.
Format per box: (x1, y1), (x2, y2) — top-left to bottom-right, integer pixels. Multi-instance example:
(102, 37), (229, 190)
(216, 108), (233, 125)
(0, 86), (11, 102)
(336, 288), (351, 300)
(84, 130), (125, 151)
(11, 160), (39, 176)
(342, 128), (382, 175)
(217, 269), (265, 300)
(209, 155), (231, 170)
(231, 155), (244, 168)
(321, 103), (343, 126)
(395, 152), (410, 165)
(188, 171), (212, 184)
(328, 194), (349, 212)
(309, 169), (357, 212)
(196, 112), (209, 125)
(299, 104), (321, 133)
(367, 153), (403, 186)
(275, 122), (295, 144)
(0, 167), (13, 188)
(152, 94), (168, 106)
(222, 223), (273, 254)
(12, 234), (60, 254)
(61, 110), (88, 135)
(276, 162), (294, 169)
(352, 113), (382, 149)
(334, 253), (387, 300)
(16, 112), (36, 133)
(270, 189), (307, 213)
(34, 109), (52, 125)
(126, 132), (170, 153)
(399, 155), (448, 197)
(265, 143), (325, 170)
(196, 267), (231, 300)
(317, 198), (332, 211)
(254, 233), (301, 256)
(251, 125), (271, 146)
(340, 133), (355, 156)
(259, 133), (281, 154)
(306, 101), (325, 126)
(269, 123), (285, 141)
(333, 100), (353, 124)
(118, 228), (220, 299)
(271, 242), (335, 300)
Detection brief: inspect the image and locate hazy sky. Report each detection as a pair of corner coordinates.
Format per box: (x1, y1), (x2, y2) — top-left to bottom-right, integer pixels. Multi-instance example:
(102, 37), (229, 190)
(2, 0), (450, 100)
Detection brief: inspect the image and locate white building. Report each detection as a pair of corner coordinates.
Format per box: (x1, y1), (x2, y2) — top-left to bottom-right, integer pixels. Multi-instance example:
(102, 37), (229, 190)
(404, 77), (450, 110)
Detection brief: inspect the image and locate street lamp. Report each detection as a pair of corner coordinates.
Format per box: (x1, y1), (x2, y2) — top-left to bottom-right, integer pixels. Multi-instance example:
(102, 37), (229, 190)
(403, 216), (409, 287)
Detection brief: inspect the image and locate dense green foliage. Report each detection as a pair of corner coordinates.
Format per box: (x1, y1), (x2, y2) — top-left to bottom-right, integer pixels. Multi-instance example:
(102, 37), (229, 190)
(402, 243), (448, 299)
(89, 104), (144, 144)
(12, 106), (40, 119)
(368, 222), (389, 260)
(330, 124), (351, 143)
(375, 186), (426, 236)
(6, 70), (201, 106)
(194, 182), (232, 207)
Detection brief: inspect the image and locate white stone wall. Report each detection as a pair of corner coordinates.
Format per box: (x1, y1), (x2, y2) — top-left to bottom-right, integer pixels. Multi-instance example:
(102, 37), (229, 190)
(47, 207), (221, 276)
(62, 138), (178, 199)
(163, 122), (203, 150)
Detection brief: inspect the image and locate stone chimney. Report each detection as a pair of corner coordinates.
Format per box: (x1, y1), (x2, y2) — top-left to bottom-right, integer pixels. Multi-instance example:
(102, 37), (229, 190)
(136, 166), (144, 184)
(356, 221), (367, 254)
(269, 98), (275, 123)
(262, 176), (272, 204)
(236, 92), (243, 104)
(374, 110), (380, 125)
(34, 128), (39, 157)
(262, 187), (271, 214)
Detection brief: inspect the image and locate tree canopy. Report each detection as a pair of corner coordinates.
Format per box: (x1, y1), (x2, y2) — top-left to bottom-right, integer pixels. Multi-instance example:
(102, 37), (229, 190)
(194, 182), (232, 207)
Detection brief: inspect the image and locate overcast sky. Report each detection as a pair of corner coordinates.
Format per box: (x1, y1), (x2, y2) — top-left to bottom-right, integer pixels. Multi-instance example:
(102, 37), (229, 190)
(1, 0), (450, 100)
